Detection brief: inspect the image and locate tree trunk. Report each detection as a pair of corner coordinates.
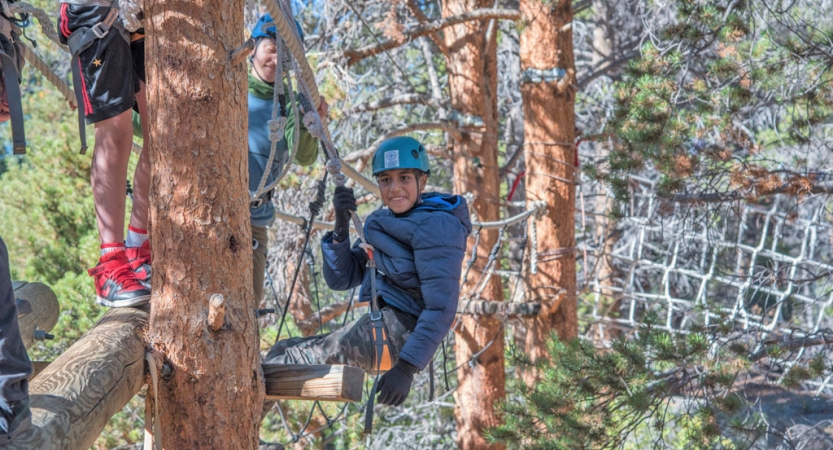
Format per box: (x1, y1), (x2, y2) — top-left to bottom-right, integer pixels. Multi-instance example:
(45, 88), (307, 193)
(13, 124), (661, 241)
(144, 0), (263, 447)
(442, 1), (505, 448)
(518, 0), (578, 385)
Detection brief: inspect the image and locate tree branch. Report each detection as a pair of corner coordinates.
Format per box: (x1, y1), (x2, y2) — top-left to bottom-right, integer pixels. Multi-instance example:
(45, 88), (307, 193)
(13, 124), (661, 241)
(346, 93), (448, 114)
(405, 0), (448, 55)
(342, 121), (464, 164)
(750, 332), (833, 362)
(342, 8), (520, 66)
(577, 49), (641, 89)
(660, 183), (833, 203)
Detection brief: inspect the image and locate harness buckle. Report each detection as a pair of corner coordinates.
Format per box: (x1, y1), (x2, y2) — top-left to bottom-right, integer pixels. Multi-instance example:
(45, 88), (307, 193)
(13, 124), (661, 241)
(90, 23), (109, 39)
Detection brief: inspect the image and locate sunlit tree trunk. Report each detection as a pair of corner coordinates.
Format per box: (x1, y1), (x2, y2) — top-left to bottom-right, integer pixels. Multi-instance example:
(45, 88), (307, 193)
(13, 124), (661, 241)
(518, 0), (578, 385)
(442, 1), (505, 448)
(145, 0), (263, 446)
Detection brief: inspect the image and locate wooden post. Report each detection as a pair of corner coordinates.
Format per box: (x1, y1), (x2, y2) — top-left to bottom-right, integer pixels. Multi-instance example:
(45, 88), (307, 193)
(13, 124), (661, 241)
(6, 307), (147, 449)
(517, 0), (578, 385)
(144, 0), (263, 446)
(13, 281), (59, 350)
(441, 1), (506, 447)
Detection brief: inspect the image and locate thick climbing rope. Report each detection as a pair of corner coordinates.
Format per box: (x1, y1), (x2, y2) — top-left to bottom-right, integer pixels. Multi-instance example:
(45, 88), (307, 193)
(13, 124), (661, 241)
(17, 42), (75, 107)
(262, 0), (379, 195)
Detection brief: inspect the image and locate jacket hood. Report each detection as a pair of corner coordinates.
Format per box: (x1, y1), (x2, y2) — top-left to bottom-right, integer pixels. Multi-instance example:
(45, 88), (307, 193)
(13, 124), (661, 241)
(410, 192), (472, 234)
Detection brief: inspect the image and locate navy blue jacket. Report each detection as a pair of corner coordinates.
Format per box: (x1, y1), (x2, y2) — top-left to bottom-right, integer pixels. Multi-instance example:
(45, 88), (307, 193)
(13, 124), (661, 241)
(321, 192), (472, 370)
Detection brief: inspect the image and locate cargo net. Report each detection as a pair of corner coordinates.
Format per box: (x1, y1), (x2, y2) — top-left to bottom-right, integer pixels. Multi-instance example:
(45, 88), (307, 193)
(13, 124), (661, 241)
(579, 174), (833, 393)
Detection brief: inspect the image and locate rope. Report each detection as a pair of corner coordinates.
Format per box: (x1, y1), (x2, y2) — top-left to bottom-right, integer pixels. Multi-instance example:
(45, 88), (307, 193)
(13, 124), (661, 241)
(18, 42), (76, 107)
(143, 352), (163, 450)
(273, 202), (546, 231)
(119, 0), (143, 32)
(8, 2), (66, 51)
(262, 0), (379, 195)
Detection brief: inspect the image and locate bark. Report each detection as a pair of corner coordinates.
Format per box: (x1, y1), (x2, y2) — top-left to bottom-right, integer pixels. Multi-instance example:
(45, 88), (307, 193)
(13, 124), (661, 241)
(518, 0), (579, 385)
(444, 1), (505, 448)
(145, 0), (263, 447)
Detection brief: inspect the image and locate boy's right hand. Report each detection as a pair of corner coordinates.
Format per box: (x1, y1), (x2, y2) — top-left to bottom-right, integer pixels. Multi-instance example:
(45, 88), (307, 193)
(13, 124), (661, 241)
(332, 186), (356, 242)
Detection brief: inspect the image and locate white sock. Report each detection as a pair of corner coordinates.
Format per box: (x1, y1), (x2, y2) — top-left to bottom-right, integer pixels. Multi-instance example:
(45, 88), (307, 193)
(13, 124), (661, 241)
(126, 226), (149, 248)
(101, 243), (124, 256)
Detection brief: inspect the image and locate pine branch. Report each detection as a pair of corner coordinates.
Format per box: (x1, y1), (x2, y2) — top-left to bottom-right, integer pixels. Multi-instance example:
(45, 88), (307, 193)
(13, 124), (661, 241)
(341, 8), (521, 66)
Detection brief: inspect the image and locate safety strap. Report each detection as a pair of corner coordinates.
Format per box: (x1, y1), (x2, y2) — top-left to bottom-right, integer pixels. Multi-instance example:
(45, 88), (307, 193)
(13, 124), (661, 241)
(0, 19), (25, 154)
(351, 212), (393, 436)
(143, 352), (163, 450)
(66, 6), (121, 154)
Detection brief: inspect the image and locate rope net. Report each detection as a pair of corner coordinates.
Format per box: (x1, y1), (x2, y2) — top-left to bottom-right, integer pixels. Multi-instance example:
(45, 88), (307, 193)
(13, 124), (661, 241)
(579, 173), (833, 391)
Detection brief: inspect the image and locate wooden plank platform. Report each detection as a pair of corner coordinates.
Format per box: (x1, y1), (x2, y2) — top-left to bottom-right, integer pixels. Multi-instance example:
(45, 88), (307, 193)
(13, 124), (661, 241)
(7, 307), (148, 449)
(13, 281), (59, 350)
(263, 364), (364, 403)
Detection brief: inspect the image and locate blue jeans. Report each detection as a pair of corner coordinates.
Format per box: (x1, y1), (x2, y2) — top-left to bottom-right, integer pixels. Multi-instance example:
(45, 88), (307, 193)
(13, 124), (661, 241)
(0, 236), (31, 414)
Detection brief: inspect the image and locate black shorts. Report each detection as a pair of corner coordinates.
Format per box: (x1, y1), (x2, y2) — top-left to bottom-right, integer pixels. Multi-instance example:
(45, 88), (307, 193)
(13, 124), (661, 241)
(58, 4), (143, 124)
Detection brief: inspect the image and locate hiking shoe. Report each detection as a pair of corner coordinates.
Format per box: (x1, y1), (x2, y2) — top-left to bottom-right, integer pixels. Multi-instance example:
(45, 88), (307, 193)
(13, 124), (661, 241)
(0, 398), (32, 445)
(88, 250), (150, 308)
(125, 241), (152, 290)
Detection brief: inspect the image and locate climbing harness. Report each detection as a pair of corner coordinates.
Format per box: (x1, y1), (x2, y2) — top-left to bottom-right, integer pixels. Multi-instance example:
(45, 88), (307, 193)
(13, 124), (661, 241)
(65, 0), (126, 154)
(350, 212), (394, 436)
(0, 14), (26, 154)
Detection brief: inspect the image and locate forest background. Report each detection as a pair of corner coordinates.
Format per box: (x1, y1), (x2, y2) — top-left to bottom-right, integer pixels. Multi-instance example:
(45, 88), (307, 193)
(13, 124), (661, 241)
(1, 0), (833, 449)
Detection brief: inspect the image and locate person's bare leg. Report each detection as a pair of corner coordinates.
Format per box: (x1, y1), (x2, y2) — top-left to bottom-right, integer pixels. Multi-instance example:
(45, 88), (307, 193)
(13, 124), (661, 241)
(129, 82), (149, 230)
(91, 110), (134, 244)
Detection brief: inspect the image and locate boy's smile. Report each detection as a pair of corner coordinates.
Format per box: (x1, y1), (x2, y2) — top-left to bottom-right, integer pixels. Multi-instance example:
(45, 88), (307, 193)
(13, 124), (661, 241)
(378, 169), (428, 214)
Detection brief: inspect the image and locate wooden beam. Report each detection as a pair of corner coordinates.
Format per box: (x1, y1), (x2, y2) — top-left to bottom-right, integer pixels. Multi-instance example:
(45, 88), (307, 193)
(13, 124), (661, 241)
(263, 364), (364, 403)
(458, 300), (541, 317)
(29, 361), (51, 379)
(14, 281), (59, 350)
(7, 307), (148, 449)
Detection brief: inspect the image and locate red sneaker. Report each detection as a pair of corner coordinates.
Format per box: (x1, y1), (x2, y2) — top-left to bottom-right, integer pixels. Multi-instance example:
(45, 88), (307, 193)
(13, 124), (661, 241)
(125, 241), (151, 290)
(88, 251), (150, 307)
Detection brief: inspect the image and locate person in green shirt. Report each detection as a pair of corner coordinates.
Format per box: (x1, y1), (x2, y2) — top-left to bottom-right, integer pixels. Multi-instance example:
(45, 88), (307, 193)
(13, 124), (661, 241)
(131, 13), (326, 302)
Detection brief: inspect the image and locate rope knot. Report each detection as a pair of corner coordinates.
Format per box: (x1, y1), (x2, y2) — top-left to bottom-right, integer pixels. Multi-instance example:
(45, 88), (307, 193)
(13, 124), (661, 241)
(303, 111), (325, 139)
(268, 117), (287, 142)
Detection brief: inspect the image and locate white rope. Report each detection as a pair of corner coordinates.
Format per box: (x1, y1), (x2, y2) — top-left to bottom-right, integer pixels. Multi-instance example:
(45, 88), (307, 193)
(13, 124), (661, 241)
(119, 0), (144, 32)
(273, 202), (546, 231)
(262, 0), (379, 195)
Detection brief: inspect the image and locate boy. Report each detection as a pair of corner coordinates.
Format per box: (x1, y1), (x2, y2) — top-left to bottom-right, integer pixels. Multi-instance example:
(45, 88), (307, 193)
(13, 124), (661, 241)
(264, 136), (471, 406)
(59, 3), (151, 307)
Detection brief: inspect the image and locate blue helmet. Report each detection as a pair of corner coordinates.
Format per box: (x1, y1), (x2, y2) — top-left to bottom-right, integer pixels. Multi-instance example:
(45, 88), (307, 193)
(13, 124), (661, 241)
(371, 136), (431, 176)
(251, 14), (304, 42)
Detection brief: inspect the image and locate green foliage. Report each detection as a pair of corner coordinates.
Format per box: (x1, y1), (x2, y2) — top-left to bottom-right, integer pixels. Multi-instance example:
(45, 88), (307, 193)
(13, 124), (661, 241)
(487, 313), (770, 449)
(599, 0), (833, 200)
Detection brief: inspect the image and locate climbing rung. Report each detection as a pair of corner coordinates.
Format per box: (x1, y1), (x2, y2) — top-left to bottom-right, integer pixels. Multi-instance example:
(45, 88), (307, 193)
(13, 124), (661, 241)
(263, 364), (364, 403)
(457, 300), (541, 317)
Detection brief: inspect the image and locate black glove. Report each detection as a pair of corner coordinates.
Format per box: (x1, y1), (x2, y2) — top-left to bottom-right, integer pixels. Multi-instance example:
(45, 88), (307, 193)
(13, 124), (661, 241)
(376, 360), (418, 407)
(332, 186), (357, 242)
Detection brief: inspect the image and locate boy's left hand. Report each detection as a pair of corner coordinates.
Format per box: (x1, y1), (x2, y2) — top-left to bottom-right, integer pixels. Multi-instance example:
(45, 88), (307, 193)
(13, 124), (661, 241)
(377, 360), (418, 407)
